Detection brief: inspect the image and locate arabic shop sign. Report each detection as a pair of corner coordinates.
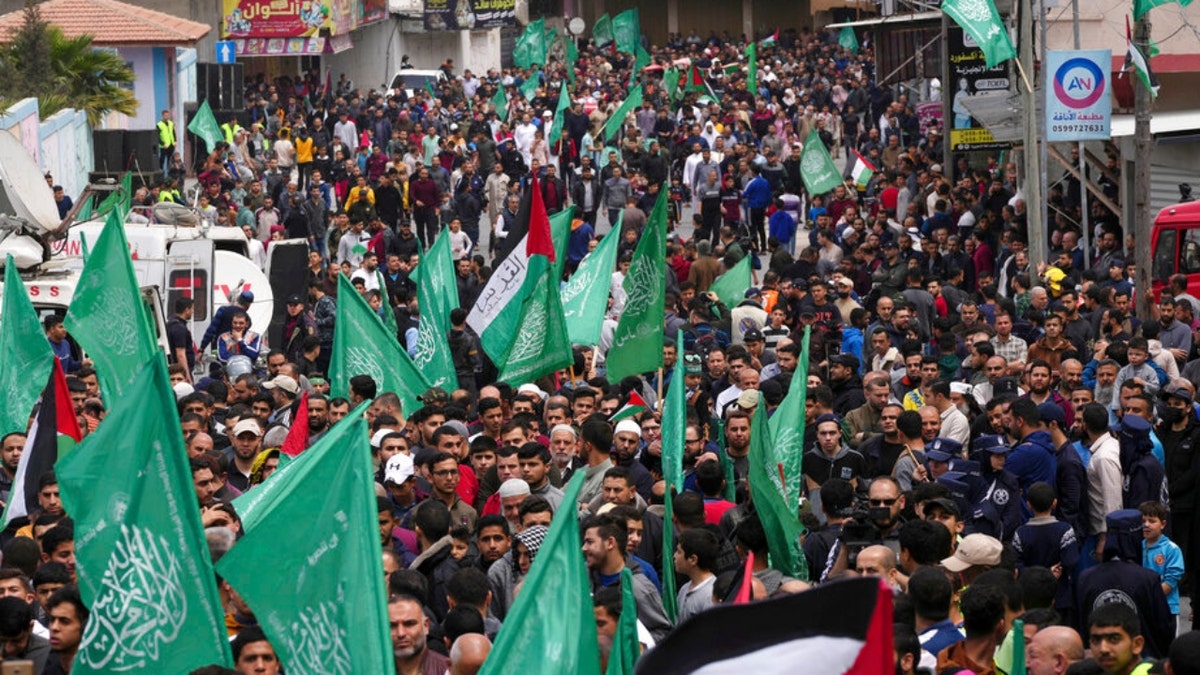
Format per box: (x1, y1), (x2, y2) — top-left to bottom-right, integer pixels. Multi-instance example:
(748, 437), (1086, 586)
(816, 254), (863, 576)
(1046, 50), (1112, 142)
(222, 0), (344, 39)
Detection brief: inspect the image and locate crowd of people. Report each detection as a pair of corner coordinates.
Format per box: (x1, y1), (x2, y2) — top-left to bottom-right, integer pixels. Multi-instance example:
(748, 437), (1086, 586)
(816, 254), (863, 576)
(4, 19), (1200, 675)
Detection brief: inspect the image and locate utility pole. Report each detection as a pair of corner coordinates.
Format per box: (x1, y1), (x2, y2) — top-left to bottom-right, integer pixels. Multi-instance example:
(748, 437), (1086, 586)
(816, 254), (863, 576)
(1072, 0), (1090, 266)
(1134, 15), (1153, 318)
(941, 13), (953, 176)
(1021, 0), (1045, 270)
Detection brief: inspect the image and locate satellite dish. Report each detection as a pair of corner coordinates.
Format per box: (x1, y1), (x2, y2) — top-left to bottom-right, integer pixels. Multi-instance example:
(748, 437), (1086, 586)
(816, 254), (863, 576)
(568, 17), (585, 36)
(0, 132), (61, 234)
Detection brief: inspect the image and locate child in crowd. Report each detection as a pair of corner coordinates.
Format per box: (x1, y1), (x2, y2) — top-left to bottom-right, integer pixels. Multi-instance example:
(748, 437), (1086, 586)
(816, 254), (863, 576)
(1140, 500), (1184, 629)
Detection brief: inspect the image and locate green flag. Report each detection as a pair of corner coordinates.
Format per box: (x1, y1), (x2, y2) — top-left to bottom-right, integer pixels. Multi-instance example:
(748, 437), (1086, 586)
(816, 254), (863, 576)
(562, 220), (621, 345)
(768, 325), (811, 513)
(606, 568), (643, 675)
(746, 40), (758, 93)
(943, 0), (1016, 68)
(606, 190), (666, 381)
(63, 209), (158, 403)
(593, 13), (613, 46)
(549, 206), (574, 283)
(414, 229), (460, 390)
(95, 171), (132, 219)
(603, 84), (643, 143)
(497, 261), (572, 386)
(613, 8), (640, 54)
(664, 67), (682, 103)
(330, 273), (430, 415)
(217, 402), (394, 675)
(799, 129), (843, 196)
(491, 86), (508, 122)
(479, 473), (601, 675)
(838, 26), (859, 53)
(376, 270), (400, 338)
(187, 98), (224, 155)
(57, 357), (231, 672)
(748, 395), (808, 581)
(520, 72), (541, 101)
(659, 329), (687, 622)
(0, 255), (54, 436)
(1135, 0), (1194, 18)
(514, 17), (547, 69)
(549, 83), (572, 146)
(563, 31), (579, 82)
(634, 45), (652, 77)
(708, 254), (752, 310)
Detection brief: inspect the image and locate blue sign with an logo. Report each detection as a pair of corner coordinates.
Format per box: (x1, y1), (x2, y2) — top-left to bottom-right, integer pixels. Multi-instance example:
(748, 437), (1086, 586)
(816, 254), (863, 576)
(1046, 49), (1111, 141)
(215, 40), (237, 65)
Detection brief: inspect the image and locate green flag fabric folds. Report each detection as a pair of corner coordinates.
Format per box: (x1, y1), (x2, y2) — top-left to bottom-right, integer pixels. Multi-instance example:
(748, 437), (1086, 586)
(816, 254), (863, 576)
(606, 190), (666, 381)
(497, 260), (572, 386)
(549, 83), (571, 145)
(479, 473), (601, 675)
(838, 26), (860, 53)
(187, 98), (223, 155)
(63, 209), (159, 402)
(57, 357), (231, 673)
(491, 86), (507, 121)
(1135, 0), (1194, 18)
(0, 254), (54, 436)
(606, 568), (643, 675)
(768, 326), (811, 513)
(593, 13), (613, 46)
(799, 129), (843, 196)
(603, 85), (643, 143)
(514, 18), (548, 69)
(613, 9), (640, 54)
(746, 41), (758, 93)
(562, 218), (621, 346)
(330, 273), (430, 414)
(708, 254), (752, 310)
(748, 395), (808, 581)
(217, 403), (394, 675)
(414, 229), (460, 390)
(659, 329), (687, 622)
(943, 0), (1016, 68)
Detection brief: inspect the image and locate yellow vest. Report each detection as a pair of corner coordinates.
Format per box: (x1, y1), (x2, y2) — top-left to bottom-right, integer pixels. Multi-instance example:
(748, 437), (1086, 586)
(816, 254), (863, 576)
(221, 121), (243, 144)
(295, 136), (315, 164)
(157, 119), (175, 148)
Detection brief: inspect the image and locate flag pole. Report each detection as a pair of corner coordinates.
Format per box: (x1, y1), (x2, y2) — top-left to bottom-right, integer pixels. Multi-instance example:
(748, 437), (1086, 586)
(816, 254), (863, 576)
(656, 367), (664, 409)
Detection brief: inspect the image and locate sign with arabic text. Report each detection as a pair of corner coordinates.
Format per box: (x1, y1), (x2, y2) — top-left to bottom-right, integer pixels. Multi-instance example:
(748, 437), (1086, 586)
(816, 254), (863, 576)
(423, 0), (516, 31)
(222, 0), (338, 39)
(947, 26), (1012, 152)
(1046, 50), (1112, 141)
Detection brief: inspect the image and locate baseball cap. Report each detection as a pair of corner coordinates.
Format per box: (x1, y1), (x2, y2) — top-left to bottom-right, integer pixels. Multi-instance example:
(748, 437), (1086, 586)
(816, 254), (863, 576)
(286, 294), (305, 305)
(384, 453), (415, 485)
(836, 277), (854, 288)
(238, 290), (255, 303)
(1161, 381), (1194, 403)
(232, 419), (262, 438)
(684, 352), (703, 375)
(744, 328), (765, 343)
(791, 279), (809, 290)
(925, 438), (963, 463)
(1037, 402), (1065, 426)
(924, 497), (961, 519)
(994, 377), (1020, 397)
(883, 240), (900, 250)
(262, 375), (300, 395)
(974, 434), (1011, 455)
(744, 287), (764, 299)
(940, 533), (1003, 572)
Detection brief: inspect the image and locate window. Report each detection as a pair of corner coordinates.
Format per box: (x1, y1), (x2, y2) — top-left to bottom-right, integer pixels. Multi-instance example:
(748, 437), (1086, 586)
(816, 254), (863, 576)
(1181, 229), (1200, 274)
(168, 270), (209, 321)
(1154, 229), (1177, 278)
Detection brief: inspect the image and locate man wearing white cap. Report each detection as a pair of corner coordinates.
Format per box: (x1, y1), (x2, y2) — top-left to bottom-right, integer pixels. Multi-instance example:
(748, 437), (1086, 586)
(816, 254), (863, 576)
(612, 420), (654, 501)
(261, 375), (300, 427)
(497, 478), (531, 532)
(224, 418), (263, 493)
(384, 453), (421, 528)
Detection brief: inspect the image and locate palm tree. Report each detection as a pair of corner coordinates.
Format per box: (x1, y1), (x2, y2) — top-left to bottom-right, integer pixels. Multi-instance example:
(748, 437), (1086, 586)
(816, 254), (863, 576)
(0, 1), (136, 126)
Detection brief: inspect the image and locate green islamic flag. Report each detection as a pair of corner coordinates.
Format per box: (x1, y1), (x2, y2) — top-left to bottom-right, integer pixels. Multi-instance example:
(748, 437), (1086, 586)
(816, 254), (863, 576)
(549, 83), (572, 146)
(95, 171), (133, 219)
(634, 45), (652, 77)
(659, 328), (686, 622)
(606, 568), (643, 675)
(520, 73), (540, 101)
(1135, 0), (1194, 18)
(748, 396), (808, 581)
(664, 67), (682, 103)
(57, 357), (231, 673)
(563, 32), (579, 82)
(603, 84), (643, 142)
(606, 190), (666, 381)
(549, 206), (574, 283)
(63, 209), (158, 403)
(217, 402), (395, 675)
(187, 98), (224, 155)
(497, 260), (572, 386)
(593, 13), (613, 47)
(376, 270), (399, 338)
(0, 255), (54, 436)
(613, 8), (640, 54)
(838, 26), (859, 53)
(943, 0), (1016, 68)
(480, 473), (601, 675)
(746, 40), (758, 93)
(799, 129), (843, 196)
(492, 86), (508, 121)
(708, 254), (752, 310)
(415, 229), (461, 390)
(330, 273), (430, 414)
(514, 17), (547, 69)
(563, 217), (621, 345)
(768, 325), (811, 513)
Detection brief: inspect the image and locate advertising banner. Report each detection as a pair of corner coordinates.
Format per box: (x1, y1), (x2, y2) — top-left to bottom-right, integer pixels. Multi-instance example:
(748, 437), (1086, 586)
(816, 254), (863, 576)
(1046, 49), (1112, 141)
(947, 25), (1012, 152)
(423, 0), (517, 31)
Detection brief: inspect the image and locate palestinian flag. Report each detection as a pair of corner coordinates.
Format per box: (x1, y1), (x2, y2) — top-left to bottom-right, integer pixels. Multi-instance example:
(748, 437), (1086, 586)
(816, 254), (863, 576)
(1124, 15), (1160, 98)
(609, 391), (648, 423)
(1, 360), (82, 528)
(760, 30), (779, 47)
(850, 150), (877, 189)
(684, 64), (716, 100)
(635, 578), (893, 674)
(279, 391), (309, 457)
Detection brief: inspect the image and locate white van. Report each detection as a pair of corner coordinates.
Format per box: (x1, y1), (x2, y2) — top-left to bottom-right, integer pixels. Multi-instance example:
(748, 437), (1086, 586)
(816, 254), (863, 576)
(389, 69), (448, 98)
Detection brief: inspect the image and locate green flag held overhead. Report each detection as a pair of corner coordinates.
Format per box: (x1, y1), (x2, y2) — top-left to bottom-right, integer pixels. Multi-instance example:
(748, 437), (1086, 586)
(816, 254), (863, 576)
(63, 209), (158, 403)
(549, 207), (574, 283)
(549, 83), (571, 146)
(769, 325), (811, 513)
(659, 328), (687, 622)
(1135, 0), (1194, 18)
(414, 229), (460, 390)
(603, 84), (643, 142)
(748, 394), (808, 581)
(562, 219), (621, 345)
(708, 254), (752, 310)
(57, 358), (231, 673)
(217, 403), (394, 675)
(187, 98), (224, 155)
(612, 8), (640, 54)
(376, 270), (400, 337)
(330, 273), (430, 414)
(746, 40), (758, 93)
(0, 255), (54, 436)
(562, 31), (579, 82)
(479, 473), (601, 675)
(943, 0), (1016, 68)
(664, 67), (682, 102)
(606, 190), (666, 381)
(520, 72), (541, 101)
(497, 261), (572, 386)
(491, 86), (508, 121)
(838, 26), (859, 53)
(514, 17), (547, 69)
(606, 568), (643, 675)
(593, 13), (613, 46)
(799, 129), (843, 196)
(634, 45), (652, 77)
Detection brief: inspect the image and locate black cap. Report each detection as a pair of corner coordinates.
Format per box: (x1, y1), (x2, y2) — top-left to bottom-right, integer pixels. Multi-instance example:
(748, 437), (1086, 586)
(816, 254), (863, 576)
(744, 328), (765, 342)
(285, 294), (304, 305)
(883, 240), (900, 249)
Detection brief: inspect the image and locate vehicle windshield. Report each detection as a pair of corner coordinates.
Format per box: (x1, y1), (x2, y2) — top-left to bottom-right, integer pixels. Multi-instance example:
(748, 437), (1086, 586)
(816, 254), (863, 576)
(391, 73), (438, 91)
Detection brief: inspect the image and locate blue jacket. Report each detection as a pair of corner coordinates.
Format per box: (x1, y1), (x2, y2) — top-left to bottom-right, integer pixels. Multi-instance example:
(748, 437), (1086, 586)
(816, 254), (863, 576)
(1144, 536), (1184, 614)
(1007, 430), (1058, 494)
(741, 176), (772, 209)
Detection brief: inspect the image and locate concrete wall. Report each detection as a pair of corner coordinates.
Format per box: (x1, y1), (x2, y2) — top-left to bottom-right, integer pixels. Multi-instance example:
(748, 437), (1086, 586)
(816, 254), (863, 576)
(322, 17), (503, 90)
(0, 98), (93, 198)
